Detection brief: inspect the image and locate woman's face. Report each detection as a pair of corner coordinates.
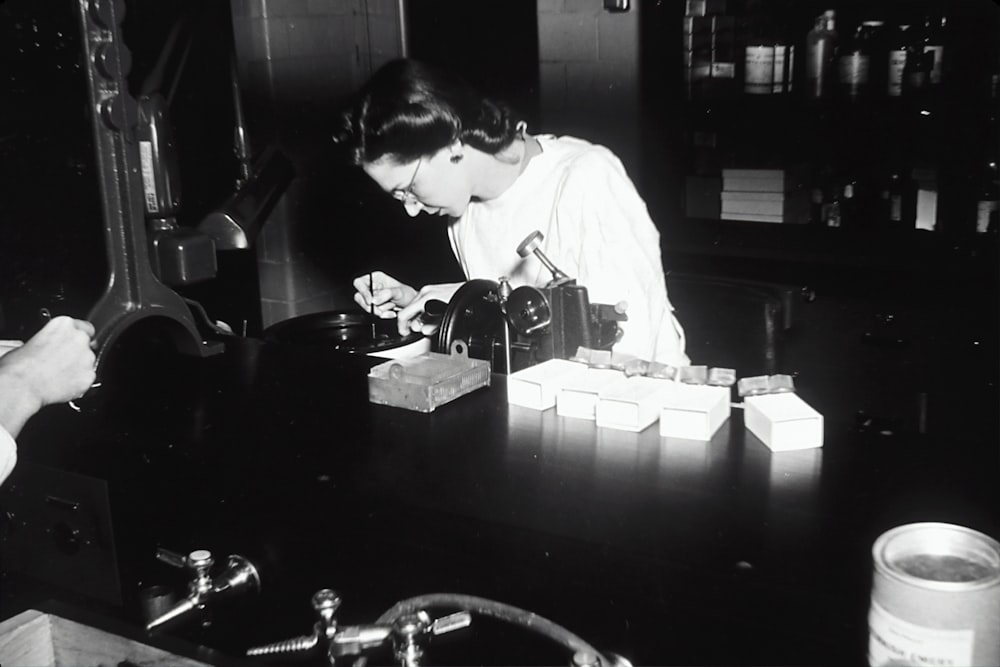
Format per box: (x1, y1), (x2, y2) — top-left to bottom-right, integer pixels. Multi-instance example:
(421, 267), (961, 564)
(363, 145), (471, 218)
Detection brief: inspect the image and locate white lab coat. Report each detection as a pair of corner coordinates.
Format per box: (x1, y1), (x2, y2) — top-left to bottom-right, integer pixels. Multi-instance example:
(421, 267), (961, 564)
(448, 135), (688, 365)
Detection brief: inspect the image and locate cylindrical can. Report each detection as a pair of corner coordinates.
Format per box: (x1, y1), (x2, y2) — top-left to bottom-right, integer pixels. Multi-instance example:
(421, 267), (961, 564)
(868, 522), (1000, 667)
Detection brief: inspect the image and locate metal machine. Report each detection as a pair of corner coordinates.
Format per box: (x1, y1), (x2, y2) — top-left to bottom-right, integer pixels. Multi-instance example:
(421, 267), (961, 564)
(431, 231), (628, 374)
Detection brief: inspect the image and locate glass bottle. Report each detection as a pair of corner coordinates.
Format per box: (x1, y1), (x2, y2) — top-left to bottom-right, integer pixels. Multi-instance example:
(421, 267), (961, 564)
(887, 24), (911, 97)
(903, 20), (931, 96)
(974, 159), (999, 234)
(744, 16), (774, 95)
(838, 22), (874, 101)
(805, 10), (837, 101)
(882, 167), (917, 229)
(922, 13), (946, 86)
(860, 20), (887, 100)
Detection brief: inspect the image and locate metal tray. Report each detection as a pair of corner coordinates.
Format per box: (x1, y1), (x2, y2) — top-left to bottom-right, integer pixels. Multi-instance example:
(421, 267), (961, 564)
(368, 341), (491, 413)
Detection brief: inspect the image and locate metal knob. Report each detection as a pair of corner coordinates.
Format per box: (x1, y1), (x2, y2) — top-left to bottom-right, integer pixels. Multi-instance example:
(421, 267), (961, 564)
(516, 231), (570, 284)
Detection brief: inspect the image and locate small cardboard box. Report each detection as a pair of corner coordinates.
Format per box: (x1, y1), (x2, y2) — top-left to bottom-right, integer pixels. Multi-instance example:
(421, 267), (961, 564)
(596, 376), (674, 432)
(743, 392), (824, 451)
(507, 359), (590, 410)
(659, 383), (731, 441)
(557, 369), (626, 420)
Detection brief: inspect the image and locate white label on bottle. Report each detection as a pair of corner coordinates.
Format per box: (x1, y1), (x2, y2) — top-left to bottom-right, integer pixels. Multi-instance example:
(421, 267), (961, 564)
(139, 140), (159, 213)
(868, 601), (975, 667)
(745, 46), (774, 94)
(888, 50), (907, 96)
(924, 45), (944, 84)
(977, 200), (998, 233)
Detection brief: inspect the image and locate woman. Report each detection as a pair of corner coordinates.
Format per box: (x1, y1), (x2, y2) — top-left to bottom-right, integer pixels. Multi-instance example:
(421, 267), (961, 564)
(336, 58), (688, 366)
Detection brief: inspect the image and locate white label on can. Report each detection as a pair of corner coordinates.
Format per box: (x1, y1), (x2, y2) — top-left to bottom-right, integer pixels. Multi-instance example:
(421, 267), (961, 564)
(868, 600), (975, 666)
(745, 46), (774, 94)
(139, 140), (159, 213)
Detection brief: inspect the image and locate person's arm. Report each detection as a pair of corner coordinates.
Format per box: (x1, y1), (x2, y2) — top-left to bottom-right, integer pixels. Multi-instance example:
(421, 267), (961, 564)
(553, 151), (688, 365)
(0, 424), (16, 486)
(0, 316), (96, 440)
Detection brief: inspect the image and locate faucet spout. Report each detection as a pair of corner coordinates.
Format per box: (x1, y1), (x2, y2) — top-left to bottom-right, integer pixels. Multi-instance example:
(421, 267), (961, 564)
(146, 596), (200, 633)
(145, 550), (261, 635)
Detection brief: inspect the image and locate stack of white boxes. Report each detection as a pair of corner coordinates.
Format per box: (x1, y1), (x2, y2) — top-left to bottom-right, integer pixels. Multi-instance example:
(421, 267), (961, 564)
(507, 360), (824, 451)
(721, 168), (809, 224)
(508, 360), (732, 442)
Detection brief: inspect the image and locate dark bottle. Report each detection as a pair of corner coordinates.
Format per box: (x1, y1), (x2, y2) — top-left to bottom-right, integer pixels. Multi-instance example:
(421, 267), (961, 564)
(922, 13), (946, 86)
(840, 180), (859, 228)
(860, 20), (887, 99)
(838, 22), (878, 101)
(903, 20), (931, 96)
(975, 74), (999, 234)
(887, 24), (912, 97)
(881, 167), (918, 229)
(975, 159), (999, 234)
(805, 10), (837, 100)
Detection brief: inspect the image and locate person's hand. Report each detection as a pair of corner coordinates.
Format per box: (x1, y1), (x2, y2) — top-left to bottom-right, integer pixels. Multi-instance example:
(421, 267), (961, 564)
(396, 283), (463, 336)
(0, 316), (97, 437)
(353, 271), (419, 319)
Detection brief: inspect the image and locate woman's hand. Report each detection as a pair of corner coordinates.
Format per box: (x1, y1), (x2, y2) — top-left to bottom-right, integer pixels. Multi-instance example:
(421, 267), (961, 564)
(353, 272), (463, 336)
(396, 283), (463, 336)
(353, 271), (419, 319)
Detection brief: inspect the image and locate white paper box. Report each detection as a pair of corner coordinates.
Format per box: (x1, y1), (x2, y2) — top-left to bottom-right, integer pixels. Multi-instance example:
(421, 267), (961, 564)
(596, 376), (674, 432)
(743, 392), (824, 451)
(507, 359), (591, 410)
(556, 369), (625, 420)
(659, 384), (731, 441)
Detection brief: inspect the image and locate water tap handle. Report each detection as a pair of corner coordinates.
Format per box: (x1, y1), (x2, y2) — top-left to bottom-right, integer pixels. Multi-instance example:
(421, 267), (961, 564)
(313, 588), (341, 640)
(187, 549), (215, 595)
(516, 231), (570, 285)
(390, 610), (472, 667)
(146, 548), (260, 634)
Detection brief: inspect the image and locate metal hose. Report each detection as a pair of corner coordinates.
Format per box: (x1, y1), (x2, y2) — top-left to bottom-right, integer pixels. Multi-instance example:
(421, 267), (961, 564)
(352, 592), (614, 667)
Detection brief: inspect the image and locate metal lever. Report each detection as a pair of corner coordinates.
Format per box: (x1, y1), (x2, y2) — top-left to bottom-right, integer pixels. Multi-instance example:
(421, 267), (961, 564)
(146, 549), (261, 634)
(246, 590), (471, 667)
(392, 610), (472, 667)
(516, 230), (571, 286)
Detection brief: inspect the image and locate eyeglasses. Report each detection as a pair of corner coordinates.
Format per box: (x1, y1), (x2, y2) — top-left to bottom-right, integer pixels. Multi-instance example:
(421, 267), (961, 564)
(391, 158), (422, 204)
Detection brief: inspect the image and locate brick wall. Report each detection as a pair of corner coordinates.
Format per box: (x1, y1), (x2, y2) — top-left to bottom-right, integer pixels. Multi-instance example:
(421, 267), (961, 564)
(230, 0), (403, 327)
(537, 0), (641, 168)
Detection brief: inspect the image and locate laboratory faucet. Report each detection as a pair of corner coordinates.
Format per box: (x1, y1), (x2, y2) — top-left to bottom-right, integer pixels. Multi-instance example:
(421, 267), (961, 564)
(145, 548), (261, 634)
(246, 589), (471, 667)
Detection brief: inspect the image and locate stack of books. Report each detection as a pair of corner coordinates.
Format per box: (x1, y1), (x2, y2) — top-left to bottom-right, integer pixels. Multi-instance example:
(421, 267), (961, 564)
(720, 168), (810, 224)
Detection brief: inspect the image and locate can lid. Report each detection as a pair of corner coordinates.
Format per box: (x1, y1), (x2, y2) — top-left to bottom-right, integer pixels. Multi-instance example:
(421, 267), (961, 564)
(873, 522), (1000, 590)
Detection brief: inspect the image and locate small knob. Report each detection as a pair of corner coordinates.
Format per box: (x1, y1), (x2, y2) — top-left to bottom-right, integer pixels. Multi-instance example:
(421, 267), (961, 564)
(312, 589), (341, 613)
(188, 549), (213, 570)
(516, 230), (543, 258)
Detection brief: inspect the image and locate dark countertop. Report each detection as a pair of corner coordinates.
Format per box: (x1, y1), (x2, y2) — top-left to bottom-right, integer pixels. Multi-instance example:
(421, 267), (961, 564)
(2, 285), (998, 666)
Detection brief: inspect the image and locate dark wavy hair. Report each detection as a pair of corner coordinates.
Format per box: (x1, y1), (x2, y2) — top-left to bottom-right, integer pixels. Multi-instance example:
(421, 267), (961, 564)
(334, 59), (522, 165)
